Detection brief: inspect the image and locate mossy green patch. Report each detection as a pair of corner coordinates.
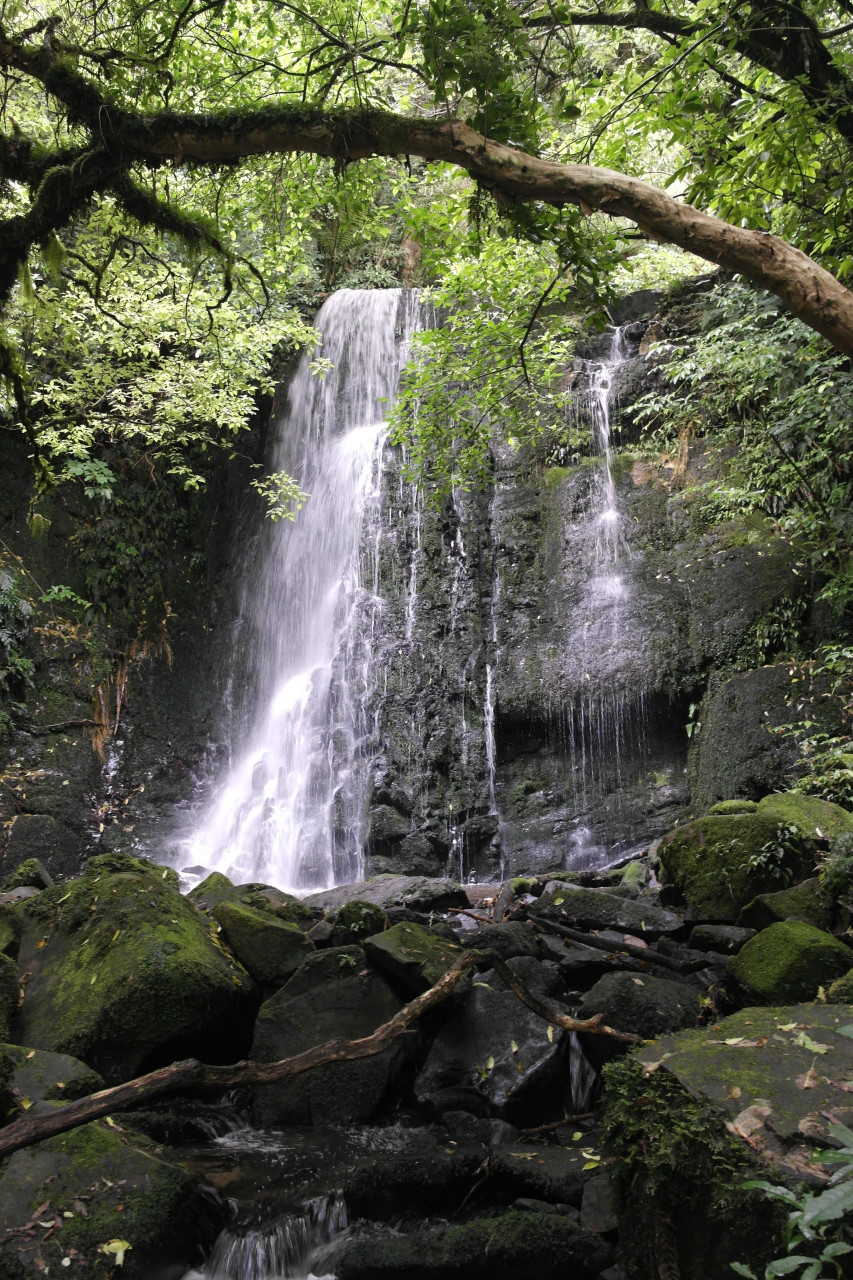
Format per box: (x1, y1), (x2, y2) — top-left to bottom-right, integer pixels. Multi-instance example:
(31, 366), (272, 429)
(739, 877), (835, 932)
(707, 799), (758, 815)
(827, 969), (853, 1001)
(602, 1056), (783, 1280)
(363, 921), (462, 994)
(330, 899), (389, 946)
(0, 858), (52, 892)
(0, 1119), (205, 1278)
(729, 920), (852, 1003)
(213, 899), (314, 986)
(756, 791), (853, 841)
(0, 952), (18, 1041)
(0, 1041), (103, 1113)
(0, 904), (22, 959)
(12, 854), (256, 1081)
(658, 813), (814, 921)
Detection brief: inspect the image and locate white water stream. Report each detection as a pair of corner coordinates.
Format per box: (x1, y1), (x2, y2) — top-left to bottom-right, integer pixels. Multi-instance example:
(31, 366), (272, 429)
(185, 290), (421, 891)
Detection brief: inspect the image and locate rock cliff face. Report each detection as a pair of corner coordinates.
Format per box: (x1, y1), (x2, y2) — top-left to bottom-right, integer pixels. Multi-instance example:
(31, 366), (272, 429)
(0, 286), (816, 886)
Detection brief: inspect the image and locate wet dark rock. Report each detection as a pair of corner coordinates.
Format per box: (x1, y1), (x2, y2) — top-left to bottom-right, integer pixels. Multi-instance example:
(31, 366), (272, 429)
(304, 875), (468, 914)
(2, 814), (81, 880)
(415, 967), (567, 1123)
(486, 1144), (595, 1208)
(529, 888), (681, 939)
(466, 920), (541, 960)
(251, 961), (406, 1126)
(330, 899), (390, 946)
(368, 804), (411, 850)
(0, 903), (22, 958)
(440, 1110), (520, 1146)
(577, 971), (702, 1070)
(687, 923), (756, 954)
(337, 1210), (611, 1280)
(345, 1135), (485, 1218)
(538, 932), (639, 985)
(581, 1172), (618, 1235)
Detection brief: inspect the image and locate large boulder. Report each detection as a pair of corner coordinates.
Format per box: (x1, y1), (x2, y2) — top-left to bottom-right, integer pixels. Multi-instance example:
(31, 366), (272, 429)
(415, 967), (566, 1122)
(364, 922), (462, 995)
(303, 875), (468, 914)
(529, 887), (681, 938)
(0, 1119), (213, 1278)
(756, 791), (853, 841)
(738, 878), (835, 932)
(728, 920), (852, 1004)
(10, 852), (257, 1082)
(212, 899), (314, 986)
(577, 971), (702, 1070)
(251, 949), (406, 1126)
(658, 810), (815, 921)
(602, 1004), (853, 1280)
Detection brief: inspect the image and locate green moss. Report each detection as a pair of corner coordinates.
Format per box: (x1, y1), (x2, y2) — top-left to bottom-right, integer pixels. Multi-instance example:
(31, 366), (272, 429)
(14, 858), (255, 1080)
(0, 952), (18, 1040)
(363, 921), (462, 993)
(212, 899), (314, 985)
(658, 813), (814, 921)
(187, 870), (236, 913)
(541, 466), (570, 490)
(739, 878), (834, 932)
(85, 851), (180, 888)
(707, 799), (758, 815)
(0, 1119), (200, 1278)
(330, 899), (389, 945)
(0, 904), (22, 959)
(602, 1057), (783, 1280)
(509, 875), (540, 896)
(0, 858), (51, 892)
(729, 920), (853, 1003)
(827, 969), (853, 1002)
(756, 792), (853, 841)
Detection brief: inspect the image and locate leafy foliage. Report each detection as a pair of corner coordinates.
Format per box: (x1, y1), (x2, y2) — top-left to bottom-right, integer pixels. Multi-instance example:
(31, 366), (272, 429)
(0, 561), (34, 736)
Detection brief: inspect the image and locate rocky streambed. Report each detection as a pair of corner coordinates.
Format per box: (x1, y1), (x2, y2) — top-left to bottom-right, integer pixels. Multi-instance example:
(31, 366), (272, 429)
(0, 789), (852, 1280)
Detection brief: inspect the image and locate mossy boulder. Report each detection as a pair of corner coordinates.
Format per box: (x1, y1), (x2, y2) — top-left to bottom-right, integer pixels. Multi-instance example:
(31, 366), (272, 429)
(186, 870), (237, 913)
(0, 952), (17, 1041)
(577, 972), (702, 1070)
(707, 800), (758, 815)
(658, 813), (814, 921)
(11, 852), (257, 1082)
(0, 1119), (213, 1278)
(739, 878), (835, 933)
(0, 905), (21, 959)
(756, 792), (853, 842)
(0, 1042), (103, 1117)
(0, 858), (53, 893)
(336, 1210), (610, 1280)
(729, 920), (852, 1004)
(330, 899), (389, 946)
(212, 899), (314, 986)
(602, 1004), (853, 1280)
(363, 922), (462, 995)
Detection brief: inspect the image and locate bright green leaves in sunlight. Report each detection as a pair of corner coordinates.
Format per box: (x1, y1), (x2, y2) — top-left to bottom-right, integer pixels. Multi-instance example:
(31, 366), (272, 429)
(390, 237), (583, 493)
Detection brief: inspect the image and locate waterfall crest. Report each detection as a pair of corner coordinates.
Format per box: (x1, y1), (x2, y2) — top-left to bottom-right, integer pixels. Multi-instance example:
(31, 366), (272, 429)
(185, 289), (421, 891)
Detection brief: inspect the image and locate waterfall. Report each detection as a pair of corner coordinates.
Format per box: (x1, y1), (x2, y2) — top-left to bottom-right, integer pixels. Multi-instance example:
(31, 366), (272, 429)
(184, 1193), (347, 1280)
(184, 290), (422, 892)
(564, 325), (641, 868)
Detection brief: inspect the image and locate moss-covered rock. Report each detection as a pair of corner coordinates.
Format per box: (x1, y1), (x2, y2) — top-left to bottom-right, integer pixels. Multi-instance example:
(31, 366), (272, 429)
(11, 852), (257, 1082)
(0, 858), (53, 893)
(658, 813), (814, 921)
(0, 1042), (103, 1117)
(707, 799), (758, 815)
(756, 791), (853, 841)
(336, 1209), (610, 1280)
(186, 870), (237, 913)
(729, 920), (852, 1004)
(577, 971), (702, 1070)
(0, 1119), (213, 1278)
(827, 969), (853, 1002)
(0, 952), (17, 1041)
(330, 899), (389, 946)
(738, 878), (835, 932)
(0, 904), (21, 959)
(363, 922), (462, 995)
(212, 899), (314, 986)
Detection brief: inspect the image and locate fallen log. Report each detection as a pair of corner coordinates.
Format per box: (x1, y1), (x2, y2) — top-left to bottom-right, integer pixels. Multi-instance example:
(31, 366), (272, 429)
(527, 915), (702, 974)
(0, 948), (636, 1160)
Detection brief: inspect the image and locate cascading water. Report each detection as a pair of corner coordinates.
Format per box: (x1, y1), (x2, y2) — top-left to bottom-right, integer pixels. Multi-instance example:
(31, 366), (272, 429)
(184, 1193), (347, 1280)
(564, 325), (643, 867)
(184, 290), (422, 891)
